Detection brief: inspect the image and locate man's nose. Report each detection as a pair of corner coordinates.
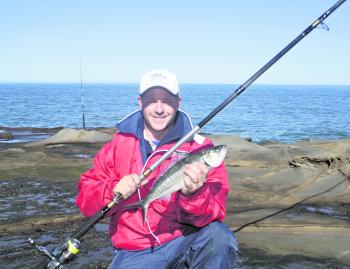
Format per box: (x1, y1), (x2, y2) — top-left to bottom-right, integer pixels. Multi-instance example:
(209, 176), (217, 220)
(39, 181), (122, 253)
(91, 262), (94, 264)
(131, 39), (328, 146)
(154, 99), (165, 112)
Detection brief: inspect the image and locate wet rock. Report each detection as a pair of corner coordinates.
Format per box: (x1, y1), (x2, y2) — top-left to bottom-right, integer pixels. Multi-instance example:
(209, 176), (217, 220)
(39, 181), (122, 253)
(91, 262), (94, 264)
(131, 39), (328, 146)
(0, 130), (14, 140)
(46, 144), (67, 149)
(244, 137), (253, 142)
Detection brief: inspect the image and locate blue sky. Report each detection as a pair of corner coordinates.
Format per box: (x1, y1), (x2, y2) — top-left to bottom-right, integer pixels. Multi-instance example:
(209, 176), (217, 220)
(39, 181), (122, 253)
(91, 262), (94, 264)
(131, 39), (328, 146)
(1, 1), (349, 85)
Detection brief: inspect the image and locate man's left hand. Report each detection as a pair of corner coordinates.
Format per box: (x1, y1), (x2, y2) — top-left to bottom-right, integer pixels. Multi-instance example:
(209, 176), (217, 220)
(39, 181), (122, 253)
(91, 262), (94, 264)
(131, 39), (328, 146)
(181, 162), (209, 196)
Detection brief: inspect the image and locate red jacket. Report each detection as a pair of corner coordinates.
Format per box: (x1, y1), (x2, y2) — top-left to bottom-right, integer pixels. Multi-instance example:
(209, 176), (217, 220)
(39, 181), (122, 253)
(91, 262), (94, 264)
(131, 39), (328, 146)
(76, 110), (229, 250)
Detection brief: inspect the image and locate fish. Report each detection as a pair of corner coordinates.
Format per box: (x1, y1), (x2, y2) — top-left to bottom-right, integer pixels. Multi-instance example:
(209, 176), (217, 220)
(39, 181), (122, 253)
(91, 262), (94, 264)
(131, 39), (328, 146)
(138, 144), (227, 223)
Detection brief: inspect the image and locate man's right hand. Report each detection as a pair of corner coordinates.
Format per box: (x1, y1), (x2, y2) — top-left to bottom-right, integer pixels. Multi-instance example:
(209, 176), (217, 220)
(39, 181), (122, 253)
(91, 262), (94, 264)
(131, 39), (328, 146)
(112, 174), (148, 199)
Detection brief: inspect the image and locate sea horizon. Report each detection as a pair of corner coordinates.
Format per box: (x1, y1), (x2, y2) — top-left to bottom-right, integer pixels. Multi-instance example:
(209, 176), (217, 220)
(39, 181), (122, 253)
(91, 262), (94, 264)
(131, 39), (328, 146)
(1, 82), (350, 87)
(1, 83), (349, 143)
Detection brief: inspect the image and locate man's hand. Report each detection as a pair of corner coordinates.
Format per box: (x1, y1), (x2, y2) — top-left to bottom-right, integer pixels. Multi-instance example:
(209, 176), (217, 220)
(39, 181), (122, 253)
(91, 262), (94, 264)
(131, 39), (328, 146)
(113, 174), (148, 199)
(181, 162), (209, 196)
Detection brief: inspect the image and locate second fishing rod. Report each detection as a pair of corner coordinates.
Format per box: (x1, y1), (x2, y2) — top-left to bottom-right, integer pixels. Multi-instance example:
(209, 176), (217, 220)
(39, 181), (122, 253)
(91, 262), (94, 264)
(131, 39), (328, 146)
(31, 1), (347, 268)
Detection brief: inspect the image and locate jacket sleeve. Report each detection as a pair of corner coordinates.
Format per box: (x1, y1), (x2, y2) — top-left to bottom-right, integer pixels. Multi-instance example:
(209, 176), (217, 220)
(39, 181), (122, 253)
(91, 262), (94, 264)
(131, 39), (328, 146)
(175, 161), (229, 227)
(76, 139), (120, 217)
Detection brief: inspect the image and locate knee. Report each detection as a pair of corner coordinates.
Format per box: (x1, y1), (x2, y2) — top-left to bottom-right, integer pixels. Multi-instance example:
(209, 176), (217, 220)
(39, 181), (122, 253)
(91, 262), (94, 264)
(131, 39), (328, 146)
(208, 222), (238, 252)
(186, 222), (239, 268)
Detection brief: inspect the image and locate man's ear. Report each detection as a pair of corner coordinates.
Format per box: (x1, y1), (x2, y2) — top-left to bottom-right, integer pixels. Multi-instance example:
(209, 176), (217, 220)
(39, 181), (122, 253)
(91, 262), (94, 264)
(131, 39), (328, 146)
(137, 96), (142, 109)
(177, 97), (181, 109)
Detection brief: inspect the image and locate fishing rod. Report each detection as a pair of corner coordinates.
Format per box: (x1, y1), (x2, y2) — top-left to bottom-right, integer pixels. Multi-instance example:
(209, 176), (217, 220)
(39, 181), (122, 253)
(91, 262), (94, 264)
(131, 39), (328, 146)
(29, 1), (346, 268)
(79, 55), (86, 130)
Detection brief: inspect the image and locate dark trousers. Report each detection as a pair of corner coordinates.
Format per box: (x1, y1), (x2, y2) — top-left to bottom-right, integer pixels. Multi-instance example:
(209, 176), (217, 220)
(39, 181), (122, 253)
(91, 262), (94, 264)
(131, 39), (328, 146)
(108, 222), (239, 269)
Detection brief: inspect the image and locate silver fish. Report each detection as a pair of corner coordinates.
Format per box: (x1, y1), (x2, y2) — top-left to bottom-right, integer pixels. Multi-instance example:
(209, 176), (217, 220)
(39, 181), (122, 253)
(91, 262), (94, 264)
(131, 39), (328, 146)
(140, 144), (227, 223)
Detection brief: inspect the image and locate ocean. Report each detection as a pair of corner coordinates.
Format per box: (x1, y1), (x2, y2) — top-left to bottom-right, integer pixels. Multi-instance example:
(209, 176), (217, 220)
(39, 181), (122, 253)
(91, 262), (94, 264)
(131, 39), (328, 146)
(1, 83), (349, 143)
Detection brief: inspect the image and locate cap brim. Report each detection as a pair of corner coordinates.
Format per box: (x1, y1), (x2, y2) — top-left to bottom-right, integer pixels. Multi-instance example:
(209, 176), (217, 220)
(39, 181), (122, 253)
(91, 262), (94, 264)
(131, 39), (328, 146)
(140, 86), (179, 97)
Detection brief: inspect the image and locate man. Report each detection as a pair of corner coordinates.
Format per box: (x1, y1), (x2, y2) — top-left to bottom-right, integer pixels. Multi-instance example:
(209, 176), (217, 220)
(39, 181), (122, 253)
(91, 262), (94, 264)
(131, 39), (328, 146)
(76, 69), (238, 268)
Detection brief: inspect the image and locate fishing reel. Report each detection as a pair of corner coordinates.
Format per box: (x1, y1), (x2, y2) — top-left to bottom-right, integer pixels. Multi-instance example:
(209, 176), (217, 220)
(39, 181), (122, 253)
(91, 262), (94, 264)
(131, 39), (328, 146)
(29, 237), (81, 269)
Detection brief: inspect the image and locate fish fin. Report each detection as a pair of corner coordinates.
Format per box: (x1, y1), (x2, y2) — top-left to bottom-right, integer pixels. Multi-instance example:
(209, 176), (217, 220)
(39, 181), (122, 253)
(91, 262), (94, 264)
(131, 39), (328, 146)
(141, 203), (149, 225)
(120, 201), (141, 212)
(176, 151), (190, 157)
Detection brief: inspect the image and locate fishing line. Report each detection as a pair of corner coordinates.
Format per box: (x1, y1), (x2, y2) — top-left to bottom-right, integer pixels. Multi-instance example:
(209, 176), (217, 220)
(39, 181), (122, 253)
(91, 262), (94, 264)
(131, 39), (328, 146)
(79, 55), (86, 130)
(232, 177), (349, 233)
(317, 22), (330, 31)
(138, 158), (162, 245)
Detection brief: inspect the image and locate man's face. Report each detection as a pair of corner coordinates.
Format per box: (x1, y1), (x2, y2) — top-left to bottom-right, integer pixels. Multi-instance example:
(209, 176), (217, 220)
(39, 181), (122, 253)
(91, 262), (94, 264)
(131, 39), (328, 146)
(139, 87), (180, 136)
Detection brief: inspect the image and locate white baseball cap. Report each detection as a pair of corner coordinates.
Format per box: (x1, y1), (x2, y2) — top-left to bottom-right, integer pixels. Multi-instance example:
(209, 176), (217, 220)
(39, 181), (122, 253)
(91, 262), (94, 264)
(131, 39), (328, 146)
(139, 69), (179, 96)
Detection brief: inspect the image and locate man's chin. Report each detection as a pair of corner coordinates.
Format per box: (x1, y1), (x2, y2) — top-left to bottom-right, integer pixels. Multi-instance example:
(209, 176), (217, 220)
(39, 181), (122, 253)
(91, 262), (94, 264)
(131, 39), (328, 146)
(148, 122), (172, 133)
(150, 125), (168, 132)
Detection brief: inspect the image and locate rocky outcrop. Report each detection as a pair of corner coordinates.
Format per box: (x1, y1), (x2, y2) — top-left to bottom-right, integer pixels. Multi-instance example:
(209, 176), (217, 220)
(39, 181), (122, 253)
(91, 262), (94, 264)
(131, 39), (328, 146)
(1, 134), (350, 266)
(213, 136), (350, 265)
(0, 130), (14, 140)
(24, 128), (113, 146)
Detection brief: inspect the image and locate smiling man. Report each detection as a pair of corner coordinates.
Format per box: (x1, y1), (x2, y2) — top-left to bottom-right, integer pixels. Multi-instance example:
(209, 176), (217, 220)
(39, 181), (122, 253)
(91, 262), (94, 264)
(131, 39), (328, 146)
(76, 69), (239, 268)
